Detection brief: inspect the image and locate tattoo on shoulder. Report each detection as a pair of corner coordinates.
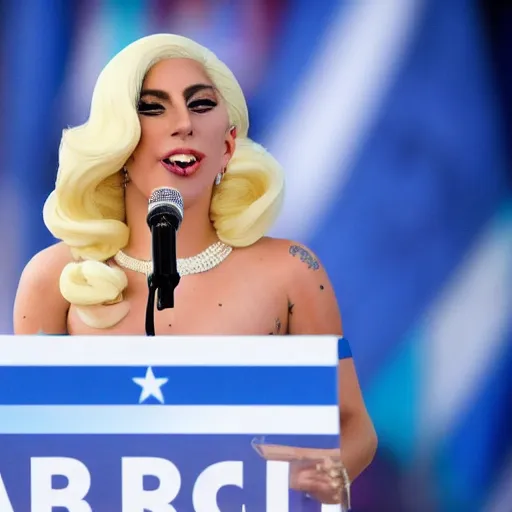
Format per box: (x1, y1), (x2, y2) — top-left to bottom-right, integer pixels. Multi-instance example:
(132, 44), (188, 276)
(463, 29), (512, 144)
(289, 245), (320, 270)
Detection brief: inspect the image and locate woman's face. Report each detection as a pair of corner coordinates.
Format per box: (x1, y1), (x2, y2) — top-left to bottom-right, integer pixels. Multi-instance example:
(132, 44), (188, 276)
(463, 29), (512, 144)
(126, 58), (235, 206)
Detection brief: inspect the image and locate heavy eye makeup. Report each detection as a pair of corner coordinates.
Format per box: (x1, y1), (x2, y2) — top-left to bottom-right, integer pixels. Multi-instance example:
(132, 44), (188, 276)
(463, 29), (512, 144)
(187, 97), (217, 113)
(137, 96), (217, 116)
(137, 100), (164, 116)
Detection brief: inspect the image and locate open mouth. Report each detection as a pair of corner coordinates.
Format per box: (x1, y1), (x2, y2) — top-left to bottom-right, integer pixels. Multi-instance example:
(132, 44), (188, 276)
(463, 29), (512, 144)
(161, 153), (202, 176)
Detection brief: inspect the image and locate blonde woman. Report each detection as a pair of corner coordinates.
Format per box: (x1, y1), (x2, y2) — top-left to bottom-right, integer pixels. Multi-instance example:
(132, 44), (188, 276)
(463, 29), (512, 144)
(13, 34), (377, 505)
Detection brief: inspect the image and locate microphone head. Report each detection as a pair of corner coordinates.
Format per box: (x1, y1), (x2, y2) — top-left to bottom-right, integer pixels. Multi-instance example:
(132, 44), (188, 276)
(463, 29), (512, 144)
(147, 187), (184, 228)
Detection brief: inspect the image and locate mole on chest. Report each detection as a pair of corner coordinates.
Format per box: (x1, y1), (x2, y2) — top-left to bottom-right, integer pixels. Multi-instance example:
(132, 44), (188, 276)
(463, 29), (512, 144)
(69, 275), (285, 336)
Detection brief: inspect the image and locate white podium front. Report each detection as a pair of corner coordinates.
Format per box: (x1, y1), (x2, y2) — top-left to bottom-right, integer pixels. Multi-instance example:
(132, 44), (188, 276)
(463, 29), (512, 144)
(0, 336), (342, 511)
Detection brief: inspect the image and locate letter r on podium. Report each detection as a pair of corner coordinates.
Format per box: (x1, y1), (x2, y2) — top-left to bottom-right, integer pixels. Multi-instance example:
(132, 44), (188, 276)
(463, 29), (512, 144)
(122, 457), (181, 512)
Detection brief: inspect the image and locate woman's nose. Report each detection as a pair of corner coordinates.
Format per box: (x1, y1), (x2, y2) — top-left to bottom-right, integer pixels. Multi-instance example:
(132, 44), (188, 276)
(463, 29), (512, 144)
(170, 105), (193, 139)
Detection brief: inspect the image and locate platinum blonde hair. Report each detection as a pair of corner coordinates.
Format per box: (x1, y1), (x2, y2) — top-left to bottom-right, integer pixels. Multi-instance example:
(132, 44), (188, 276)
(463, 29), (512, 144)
(43, 34), (284, 329)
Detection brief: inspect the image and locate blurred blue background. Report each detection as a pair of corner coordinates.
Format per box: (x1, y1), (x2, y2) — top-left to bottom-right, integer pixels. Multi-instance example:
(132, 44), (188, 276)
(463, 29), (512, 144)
(1, 0), (511, 510)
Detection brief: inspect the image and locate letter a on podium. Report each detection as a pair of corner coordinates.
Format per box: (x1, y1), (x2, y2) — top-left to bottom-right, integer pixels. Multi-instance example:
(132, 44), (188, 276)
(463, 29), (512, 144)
(0, 335), (342, 511)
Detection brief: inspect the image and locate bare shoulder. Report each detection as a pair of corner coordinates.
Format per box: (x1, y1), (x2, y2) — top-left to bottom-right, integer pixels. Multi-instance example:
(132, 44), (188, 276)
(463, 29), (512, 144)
(249, 237), (343, 335)
(13, 242), (73, 335)
(248, 237), (328, 282)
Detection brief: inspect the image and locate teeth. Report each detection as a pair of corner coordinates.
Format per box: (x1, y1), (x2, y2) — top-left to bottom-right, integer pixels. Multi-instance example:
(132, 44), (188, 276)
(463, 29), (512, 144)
(167, 154), (197, 164)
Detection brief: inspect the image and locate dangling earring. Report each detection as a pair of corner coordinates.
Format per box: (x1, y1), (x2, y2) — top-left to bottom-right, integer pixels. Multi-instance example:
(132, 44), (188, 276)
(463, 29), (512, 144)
(214, 172), (223, 186)
(122, 166), (130, 188)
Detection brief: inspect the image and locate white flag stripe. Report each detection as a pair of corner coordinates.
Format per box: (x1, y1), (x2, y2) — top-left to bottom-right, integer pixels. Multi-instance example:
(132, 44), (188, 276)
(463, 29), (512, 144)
(0, 336), (339, 366)
(0, 405), (339, 434)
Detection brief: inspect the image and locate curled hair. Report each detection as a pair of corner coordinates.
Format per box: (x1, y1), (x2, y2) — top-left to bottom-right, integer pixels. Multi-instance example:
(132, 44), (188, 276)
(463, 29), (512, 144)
(43, 34), (284, 329)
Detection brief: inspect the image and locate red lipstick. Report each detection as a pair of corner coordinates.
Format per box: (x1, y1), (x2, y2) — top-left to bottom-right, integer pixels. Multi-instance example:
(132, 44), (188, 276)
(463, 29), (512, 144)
(160, 148), (205, 177)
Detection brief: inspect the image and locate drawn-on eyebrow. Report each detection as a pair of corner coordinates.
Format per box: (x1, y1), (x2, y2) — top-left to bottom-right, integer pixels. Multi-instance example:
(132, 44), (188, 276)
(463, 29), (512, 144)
(139, 89), (169, 101)
(139, 83), (216, 102)
(183, 83), (216, 101)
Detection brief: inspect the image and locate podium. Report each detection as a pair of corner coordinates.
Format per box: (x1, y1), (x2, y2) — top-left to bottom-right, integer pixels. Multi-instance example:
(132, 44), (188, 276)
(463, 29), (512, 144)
(0, 335), (342, 511)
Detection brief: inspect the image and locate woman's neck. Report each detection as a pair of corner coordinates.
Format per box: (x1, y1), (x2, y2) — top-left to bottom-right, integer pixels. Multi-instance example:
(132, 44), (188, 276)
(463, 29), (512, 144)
(122, 186), (219, 260)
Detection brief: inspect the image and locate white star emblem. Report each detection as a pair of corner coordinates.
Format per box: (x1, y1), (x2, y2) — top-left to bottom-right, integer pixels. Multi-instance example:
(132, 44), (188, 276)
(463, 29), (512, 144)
(132, 367), (168, 404)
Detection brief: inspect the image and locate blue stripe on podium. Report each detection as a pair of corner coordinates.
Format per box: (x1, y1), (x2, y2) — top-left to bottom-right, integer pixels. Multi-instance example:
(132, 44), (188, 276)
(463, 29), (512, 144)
(0, 366), (338, 405)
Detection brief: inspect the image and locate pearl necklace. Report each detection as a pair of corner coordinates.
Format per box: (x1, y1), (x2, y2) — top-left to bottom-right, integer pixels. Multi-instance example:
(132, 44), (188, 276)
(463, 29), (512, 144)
(113, 241), (232, 277)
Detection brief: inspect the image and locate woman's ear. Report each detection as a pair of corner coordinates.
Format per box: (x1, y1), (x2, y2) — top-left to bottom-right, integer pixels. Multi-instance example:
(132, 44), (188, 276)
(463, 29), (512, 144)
(222, 125), (237, 167)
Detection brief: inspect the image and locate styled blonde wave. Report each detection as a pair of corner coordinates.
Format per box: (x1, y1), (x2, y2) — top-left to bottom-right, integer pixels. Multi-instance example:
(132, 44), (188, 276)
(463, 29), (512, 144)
(43, 33), (284, 329)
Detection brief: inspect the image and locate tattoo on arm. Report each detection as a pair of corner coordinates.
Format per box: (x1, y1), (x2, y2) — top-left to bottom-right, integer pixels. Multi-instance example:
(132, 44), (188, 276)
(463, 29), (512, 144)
(288, 300), (294, 316)
(289, 245), (320, 270)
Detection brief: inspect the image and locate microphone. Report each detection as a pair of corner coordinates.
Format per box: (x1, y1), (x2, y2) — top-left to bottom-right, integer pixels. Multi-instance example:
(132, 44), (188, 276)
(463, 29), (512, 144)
(146, 187), (184, 311)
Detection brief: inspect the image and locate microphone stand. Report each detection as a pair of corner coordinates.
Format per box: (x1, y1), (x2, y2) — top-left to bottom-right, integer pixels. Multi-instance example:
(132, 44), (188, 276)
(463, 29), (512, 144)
(145, 272), (180, 336)
(145, 216), (181, 336)
(145, 274), (158, 337)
